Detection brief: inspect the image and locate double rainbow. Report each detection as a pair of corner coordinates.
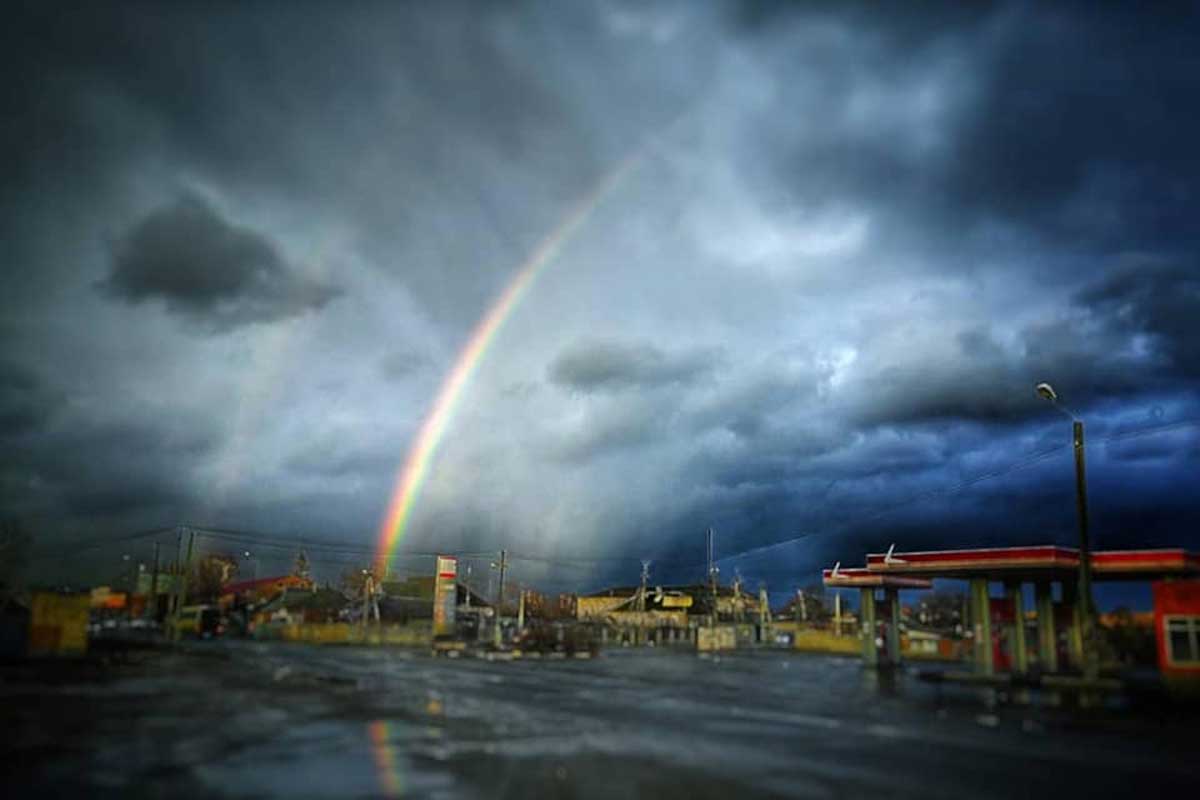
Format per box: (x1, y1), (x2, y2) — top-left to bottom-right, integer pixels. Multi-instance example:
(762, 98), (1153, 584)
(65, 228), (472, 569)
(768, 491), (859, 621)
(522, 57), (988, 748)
(373, 148), (649, 573)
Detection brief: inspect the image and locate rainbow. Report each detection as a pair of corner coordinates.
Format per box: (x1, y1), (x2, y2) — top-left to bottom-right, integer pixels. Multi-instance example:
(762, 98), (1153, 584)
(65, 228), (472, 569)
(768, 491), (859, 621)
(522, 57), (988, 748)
(367, 720), (404, 797)
(373, 148), (650, 573)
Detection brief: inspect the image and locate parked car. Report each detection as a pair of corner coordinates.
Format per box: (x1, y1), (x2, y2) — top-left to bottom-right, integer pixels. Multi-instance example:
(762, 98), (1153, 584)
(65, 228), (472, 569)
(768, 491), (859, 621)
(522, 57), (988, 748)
(176, 605), (224, 638)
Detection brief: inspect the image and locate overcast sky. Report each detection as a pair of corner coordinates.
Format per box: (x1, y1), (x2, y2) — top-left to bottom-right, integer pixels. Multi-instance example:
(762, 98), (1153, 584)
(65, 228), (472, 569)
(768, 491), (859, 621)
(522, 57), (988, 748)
(5, 1), (1199, 593)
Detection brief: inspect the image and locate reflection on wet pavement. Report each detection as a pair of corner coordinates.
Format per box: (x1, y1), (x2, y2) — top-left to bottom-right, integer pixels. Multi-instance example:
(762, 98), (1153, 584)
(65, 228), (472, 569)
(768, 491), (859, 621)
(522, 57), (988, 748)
(3, 642), (1197, 798)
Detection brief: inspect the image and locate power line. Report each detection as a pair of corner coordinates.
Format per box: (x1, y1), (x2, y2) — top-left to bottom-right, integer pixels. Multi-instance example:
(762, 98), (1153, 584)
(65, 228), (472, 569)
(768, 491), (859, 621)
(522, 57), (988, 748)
(27, 525), (176, 561)
(23, 417), (1200, 576)
(710, 415), (1200, 568)
(1098, 416), (1200, 443)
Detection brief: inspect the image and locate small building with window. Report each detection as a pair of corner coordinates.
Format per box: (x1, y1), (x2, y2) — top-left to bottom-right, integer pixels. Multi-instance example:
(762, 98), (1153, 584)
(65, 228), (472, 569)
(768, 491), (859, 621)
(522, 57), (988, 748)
(1153, 580), (1200, 678)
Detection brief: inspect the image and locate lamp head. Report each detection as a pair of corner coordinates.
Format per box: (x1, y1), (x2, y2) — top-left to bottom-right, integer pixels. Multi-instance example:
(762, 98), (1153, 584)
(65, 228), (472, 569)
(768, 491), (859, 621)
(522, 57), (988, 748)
(1035, 382), (1058, 402)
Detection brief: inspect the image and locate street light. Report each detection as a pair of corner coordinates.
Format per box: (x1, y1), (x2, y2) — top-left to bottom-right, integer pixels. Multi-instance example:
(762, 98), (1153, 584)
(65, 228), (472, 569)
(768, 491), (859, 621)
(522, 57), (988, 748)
(243, 550), (259, 582)
(1036, 381), (1099, 680)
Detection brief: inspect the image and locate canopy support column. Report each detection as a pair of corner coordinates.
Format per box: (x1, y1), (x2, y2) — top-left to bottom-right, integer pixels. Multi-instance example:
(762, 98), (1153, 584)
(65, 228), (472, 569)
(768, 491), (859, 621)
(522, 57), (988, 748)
(860, 588), (878, 667)
(1036, 582), (1058, 673)
(969, 578), (994, 676)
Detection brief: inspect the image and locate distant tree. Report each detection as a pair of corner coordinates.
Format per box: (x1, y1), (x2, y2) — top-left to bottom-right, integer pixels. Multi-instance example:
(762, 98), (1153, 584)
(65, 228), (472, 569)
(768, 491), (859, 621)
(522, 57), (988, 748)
(293, 550), (311, 580)
(801, 583), (830, 620)
(191, 554), (238, 601)
(784, 584), (830, 621)
(525, 589), (573, 620)
(919, 591), (964, 630)
(1101, 606), (1157, 666)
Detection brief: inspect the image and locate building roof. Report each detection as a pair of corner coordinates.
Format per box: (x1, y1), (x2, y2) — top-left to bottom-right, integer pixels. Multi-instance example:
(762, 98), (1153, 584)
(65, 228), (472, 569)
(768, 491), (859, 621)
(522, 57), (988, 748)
(1091, 548), (1200, 579)
(822, 567), (932, 589)
(861, 545), (1200, 581)
(584, 583), (756, 599)
(223, 575), (311, 595)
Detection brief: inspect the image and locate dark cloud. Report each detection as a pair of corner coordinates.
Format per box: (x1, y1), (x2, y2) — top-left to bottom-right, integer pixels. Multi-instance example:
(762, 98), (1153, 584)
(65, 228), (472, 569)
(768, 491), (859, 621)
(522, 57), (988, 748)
(285, 439), (395, 479)
(841, 258), (1200, 430)
(0, 361), (63, 439)
(2, 416), (218, 528)
(1075, 260), (1200, 376)
(379, 350), (430, 382)
(944, 6), (1200, 247)
(548, 340), (716, 393)
(1104, 434), (1189, 464)
(549, 404), (663, 463)
(4, 1), (1200, 589)
(100, 194), (340, 331)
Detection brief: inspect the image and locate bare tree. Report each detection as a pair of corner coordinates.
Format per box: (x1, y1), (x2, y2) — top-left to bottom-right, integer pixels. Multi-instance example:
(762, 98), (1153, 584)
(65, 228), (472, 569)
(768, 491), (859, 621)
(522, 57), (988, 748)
(191, 554), (238, 601)
(919, 591), (964, 630)
(293, 550), (311, 580)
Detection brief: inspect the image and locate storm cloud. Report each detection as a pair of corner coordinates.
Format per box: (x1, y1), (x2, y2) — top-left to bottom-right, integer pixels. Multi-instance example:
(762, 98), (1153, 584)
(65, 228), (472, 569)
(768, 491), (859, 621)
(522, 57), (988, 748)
(548, 340), (716, 393)
(101, 194), (341, 331)
(4, 1), (1200, 596)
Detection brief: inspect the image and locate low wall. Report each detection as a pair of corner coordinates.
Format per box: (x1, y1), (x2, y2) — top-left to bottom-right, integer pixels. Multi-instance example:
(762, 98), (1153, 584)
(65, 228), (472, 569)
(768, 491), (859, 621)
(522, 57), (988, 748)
(697, 626), (737, 652)
(792, 628), (861, 656)
(604, 610), (690, 628)
(577, 596), (634, 619)
(902, 636), (966, 661)
(273, 621), (433, 646)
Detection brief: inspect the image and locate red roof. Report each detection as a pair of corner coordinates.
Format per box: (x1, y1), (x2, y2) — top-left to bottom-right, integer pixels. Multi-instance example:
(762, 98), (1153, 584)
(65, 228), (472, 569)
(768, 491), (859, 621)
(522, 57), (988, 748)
(861, 545), (1200, 580)
(223, 575), (311, 595)
(866, 545), (1076, 575)
(1091, 548), (1200, 577)
(822, 567), (932, 589)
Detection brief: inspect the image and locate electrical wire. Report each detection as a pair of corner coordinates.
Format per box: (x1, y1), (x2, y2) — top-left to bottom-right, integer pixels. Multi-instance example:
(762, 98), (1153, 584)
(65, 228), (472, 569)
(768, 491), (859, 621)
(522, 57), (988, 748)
(26, 525), (176, 561)
(710, 415), (1200, 567)
(22, 416), (1200, 577)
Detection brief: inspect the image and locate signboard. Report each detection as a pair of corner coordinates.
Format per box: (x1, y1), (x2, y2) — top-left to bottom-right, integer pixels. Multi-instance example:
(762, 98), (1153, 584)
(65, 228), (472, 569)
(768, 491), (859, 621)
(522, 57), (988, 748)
(660, 593), (693, 609)
(433, 556), (457, 637)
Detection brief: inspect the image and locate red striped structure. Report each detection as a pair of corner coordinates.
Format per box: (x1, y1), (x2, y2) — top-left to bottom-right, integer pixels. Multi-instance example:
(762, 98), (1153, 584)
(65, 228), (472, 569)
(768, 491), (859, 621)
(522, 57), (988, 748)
(861, 545), (1199, 580)
(822, 567), (932, 589)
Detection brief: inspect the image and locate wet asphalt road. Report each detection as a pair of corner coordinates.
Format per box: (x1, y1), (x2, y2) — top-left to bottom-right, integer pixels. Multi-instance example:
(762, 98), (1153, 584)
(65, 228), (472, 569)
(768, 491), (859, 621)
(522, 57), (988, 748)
(2, 641), (1197, 799)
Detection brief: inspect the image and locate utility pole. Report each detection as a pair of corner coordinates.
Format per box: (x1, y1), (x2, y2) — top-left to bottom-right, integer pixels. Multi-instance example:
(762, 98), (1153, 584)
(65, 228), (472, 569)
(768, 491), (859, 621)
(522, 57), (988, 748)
(121, 554), (133, 620)
(493, 549), (507, 647)
(638, 560), (650, 613)
(759, 585), (771, 644)
(1036, 383), (1099, 682)
(169, 527), (182, 618)
(706, 528), (718, 625)
(798, 589), (808, 623)
(170, 528), (195, 642)
(1073, 419), (1099, 681)
(733, 571), (743, 623)
(362, 572), (379, 630)
(148, 541), (160, 621)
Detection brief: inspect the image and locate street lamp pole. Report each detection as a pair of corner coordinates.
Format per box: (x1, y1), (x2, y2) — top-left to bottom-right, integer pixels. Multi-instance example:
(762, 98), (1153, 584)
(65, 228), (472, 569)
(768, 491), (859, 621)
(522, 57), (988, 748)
(1036, 383), (1099, 680)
